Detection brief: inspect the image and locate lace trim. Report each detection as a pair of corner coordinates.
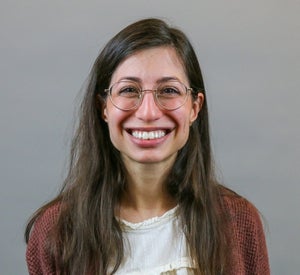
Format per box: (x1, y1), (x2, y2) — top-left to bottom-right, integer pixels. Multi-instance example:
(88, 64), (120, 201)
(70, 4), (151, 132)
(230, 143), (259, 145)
(118, 206), (179, 231)
(118, 257), (195, 274)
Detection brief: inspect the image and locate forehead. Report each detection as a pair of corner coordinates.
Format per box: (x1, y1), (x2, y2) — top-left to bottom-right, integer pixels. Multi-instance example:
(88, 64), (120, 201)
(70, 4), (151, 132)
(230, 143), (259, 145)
(110, 46), (188, 85)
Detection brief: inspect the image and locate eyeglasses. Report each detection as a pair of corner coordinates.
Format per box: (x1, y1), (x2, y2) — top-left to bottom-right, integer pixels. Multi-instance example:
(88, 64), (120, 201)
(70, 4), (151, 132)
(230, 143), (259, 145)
(104, 80), (193, 111)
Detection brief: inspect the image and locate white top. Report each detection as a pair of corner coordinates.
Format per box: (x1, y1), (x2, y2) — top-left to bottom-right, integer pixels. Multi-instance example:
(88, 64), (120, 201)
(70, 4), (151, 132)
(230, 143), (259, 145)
(113, 206), (195, 274)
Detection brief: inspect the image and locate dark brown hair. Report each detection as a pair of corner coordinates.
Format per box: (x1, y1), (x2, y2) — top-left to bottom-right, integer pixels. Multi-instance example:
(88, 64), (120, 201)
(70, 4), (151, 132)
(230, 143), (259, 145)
(25, 18), (227, 274)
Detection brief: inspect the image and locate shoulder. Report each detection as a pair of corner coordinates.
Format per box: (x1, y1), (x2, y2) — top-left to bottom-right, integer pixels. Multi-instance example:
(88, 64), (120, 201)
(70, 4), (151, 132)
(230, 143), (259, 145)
(26, 202), (61, 275)
(220, 187), (262, 226)
(219, 186), (266, 242)
(219, 186), (270, 274)
(33, 202), (61, 234)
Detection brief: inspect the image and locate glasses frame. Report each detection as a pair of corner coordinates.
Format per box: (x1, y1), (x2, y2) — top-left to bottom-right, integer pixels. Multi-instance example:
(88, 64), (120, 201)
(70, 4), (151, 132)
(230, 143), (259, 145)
(104, 80), (194, 111)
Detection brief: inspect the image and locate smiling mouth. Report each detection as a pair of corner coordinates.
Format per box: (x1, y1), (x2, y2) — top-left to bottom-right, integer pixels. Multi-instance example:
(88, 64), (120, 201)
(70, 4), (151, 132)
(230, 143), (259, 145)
(131, 130), (167, 140)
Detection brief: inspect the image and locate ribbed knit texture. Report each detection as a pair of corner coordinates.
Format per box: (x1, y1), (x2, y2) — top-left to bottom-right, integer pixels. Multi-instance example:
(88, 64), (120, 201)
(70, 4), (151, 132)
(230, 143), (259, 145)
(26, 203), (60, 275)
(26, 193), (270, 274)
(222, 193), (270, 274)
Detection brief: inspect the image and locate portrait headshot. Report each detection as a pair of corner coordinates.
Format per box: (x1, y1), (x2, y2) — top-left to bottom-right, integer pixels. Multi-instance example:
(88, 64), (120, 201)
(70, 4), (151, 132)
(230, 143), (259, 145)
(0, 1), (299, 274)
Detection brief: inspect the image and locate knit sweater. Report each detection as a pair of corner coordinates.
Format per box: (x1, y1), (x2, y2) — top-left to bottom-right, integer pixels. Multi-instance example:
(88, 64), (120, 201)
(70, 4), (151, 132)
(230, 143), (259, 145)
(26, 192), (270, 274)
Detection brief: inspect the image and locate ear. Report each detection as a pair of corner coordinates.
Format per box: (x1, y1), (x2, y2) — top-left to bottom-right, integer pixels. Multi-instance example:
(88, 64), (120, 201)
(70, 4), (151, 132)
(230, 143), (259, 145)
(189, 92), (204, 124)
(97, 94), (108, 122)
(102, 104), (108, 122)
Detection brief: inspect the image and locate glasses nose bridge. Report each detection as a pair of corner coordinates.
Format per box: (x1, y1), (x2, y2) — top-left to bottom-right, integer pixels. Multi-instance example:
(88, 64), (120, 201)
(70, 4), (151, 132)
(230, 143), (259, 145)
(138, 88), (159, 107)
(139, 88), (158, 100)
(141, 88), (157, 95)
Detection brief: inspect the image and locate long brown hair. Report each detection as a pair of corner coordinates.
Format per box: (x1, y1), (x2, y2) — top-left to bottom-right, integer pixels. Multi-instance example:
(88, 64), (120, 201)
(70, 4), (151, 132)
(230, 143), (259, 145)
(25, 18), (227, 274)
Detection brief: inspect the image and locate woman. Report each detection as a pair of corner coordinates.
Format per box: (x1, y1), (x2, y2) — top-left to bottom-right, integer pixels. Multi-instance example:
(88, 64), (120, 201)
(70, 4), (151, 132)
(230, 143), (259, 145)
(25, 18), (270, 274)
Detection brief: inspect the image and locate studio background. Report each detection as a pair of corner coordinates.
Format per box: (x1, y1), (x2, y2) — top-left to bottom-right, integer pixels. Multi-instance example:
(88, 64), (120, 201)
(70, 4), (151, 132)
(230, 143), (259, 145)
(1, 0), (299, 274)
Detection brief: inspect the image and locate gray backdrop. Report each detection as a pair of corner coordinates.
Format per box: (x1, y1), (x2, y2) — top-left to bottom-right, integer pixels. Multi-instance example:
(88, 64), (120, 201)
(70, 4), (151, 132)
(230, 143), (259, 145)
(1, 0), (299, 274)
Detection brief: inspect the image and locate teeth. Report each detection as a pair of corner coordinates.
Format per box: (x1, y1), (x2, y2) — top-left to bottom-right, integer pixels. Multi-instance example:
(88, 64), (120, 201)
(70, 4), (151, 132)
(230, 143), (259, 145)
(132, 130), (166, 140)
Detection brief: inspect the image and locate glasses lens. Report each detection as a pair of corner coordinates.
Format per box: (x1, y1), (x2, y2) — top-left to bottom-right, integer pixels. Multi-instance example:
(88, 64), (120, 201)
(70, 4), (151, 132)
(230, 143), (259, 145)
(156, 81), (188, 110)
(108, 80), (189, 111)
(110, 81), (141, 110)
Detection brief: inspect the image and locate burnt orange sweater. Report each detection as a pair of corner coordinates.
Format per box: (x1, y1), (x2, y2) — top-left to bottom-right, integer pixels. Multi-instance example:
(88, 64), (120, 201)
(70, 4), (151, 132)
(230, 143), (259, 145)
(26, 193), (270, 274)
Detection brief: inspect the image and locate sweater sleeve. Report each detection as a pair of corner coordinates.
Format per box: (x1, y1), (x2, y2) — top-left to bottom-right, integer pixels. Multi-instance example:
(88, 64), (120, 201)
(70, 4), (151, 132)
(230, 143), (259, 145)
(26, 204), (60, 275)
(223, 194), (270, 275)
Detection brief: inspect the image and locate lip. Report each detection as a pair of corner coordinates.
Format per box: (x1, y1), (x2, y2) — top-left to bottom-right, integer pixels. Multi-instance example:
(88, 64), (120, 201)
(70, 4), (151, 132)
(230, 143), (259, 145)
(125, 127), (173, 147)
(132, 129), (166, 140)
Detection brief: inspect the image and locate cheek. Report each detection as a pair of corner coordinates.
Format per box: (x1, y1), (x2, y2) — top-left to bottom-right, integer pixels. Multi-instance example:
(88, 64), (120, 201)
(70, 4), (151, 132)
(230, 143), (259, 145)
(183, 121), (191, 139)
(105, 108), (130, 137)
(175, 114), (191, 138)
(177, 109), (192, 130)
(106, 116), (120, 136)
(104, 109), (118, 137)
(104, 103), (122, 124)
(106, 119), (122, 151)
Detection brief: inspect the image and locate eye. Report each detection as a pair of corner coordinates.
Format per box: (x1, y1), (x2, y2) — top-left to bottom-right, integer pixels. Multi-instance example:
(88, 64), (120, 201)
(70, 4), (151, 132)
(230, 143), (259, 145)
(158, 86), (182, 97)
(117, 86), (140, 97)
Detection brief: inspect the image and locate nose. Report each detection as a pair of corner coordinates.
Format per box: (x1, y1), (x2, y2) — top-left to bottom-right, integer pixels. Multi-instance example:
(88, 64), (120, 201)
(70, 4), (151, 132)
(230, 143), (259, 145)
(134, 90), (163, 121)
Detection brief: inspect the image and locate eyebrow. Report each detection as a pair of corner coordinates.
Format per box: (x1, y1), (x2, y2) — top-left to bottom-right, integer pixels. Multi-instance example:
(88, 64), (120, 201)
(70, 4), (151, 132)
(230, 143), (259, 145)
(117, 76), (182, 84)
(157, 76), (182, 83)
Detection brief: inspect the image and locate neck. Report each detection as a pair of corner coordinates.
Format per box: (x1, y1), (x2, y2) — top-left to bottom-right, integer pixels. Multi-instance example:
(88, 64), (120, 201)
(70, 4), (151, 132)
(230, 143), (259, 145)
(118, 158), (177, 222)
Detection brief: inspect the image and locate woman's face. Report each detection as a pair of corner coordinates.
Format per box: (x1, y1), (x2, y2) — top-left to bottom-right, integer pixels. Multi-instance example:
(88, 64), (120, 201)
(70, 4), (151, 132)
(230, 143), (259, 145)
(103, 46), (203, 166)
